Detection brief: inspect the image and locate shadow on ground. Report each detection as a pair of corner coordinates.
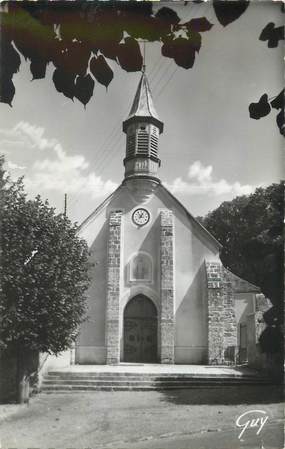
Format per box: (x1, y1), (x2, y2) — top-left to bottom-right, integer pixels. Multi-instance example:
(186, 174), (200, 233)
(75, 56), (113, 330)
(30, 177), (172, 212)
(161, 385), (284, 405)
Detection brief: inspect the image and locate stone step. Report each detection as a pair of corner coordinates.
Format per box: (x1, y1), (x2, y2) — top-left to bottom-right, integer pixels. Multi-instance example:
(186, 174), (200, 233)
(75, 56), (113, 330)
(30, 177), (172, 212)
(42, 367), (273, 392)
(41, 382), (273, 392)
(44, 377), (269, 383)
(46, 372), (263, 379)
(42, 380), (271, 388)
(41, 374), (273, 392)
(41, 385), (218, 392)
(43, 375), (270, 383)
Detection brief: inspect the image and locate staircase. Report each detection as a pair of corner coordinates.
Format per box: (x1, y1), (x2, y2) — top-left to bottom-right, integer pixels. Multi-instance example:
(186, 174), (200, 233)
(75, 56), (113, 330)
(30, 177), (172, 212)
(41, 369), (273, 392)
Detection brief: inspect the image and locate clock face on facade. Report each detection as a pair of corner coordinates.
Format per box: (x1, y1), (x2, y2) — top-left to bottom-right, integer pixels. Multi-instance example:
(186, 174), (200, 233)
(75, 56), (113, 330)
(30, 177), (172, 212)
(132, 208), (150, 226)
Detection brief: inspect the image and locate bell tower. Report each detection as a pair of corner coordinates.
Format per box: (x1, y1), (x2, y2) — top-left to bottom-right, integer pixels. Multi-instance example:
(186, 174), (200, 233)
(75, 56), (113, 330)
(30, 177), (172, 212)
(122, 71), (164, 183)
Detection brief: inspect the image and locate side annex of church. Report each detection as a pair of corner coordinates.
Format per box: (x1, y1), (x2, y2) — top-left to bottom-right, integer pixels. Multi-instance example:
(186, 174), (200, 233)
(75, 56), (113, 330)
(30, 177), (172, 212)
(74, 72), (269, 366)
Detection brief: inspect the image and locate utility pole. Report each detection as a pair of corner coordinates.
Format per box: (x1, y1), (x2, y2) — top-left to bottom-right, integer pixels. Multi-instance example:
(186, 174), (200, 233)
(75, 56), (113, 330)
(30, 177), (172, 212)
(64, 193), (67, 217)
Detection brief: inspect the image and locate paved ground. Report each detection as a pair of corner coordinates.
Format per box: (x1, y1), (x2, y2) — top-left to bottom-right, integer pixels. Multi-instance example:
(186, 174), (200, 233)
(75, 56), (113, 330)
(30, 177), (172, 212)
(47, 363), (261, 376)
(0, 386), (283, 449)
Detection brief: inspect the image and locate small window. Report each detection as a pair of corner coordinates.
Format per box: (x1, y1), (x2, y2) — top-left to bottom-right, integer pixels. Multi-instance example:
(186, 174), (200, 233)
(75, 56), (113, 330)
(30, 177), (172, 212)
(129, 253), (152, 283)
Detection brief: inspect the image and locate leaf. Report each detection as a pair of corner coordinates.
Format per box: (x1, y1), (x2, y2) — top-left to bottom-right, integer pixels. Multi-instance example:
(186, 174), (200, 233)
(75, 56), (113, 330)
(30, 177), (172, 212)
(276, 110), (284, 136)
(117, 37), (143, 72)
(89, 8), (123, 55)
(119, 4), (155, 41)
(1, 39), (21, 77)
(155, 7), (181, 37)
(186, 30), (202, 53)
(259, 22), (274, 41)
(249, 94), (271, 120)
(53, 42), (91, 76)
(90, 55), (113, 88)
(94, 41), (118, 61)
(12, 8), (55, 62)
(123, 15), (161, 42)
(184, 17), (213, 32)
(213, 1), (249, 27)
(155, 7), (180, 25)
(74, 74), (95, 106)
(161, 36), (176, 59)
(59, 12), (88, 42)
(162, 37), (195, 69)
(0, 74), (15, 106)
(53, 68), (75, 100)
(259, 22), (284, 48)
(270, 90), (284, 110)
(30, 59), (47, 80)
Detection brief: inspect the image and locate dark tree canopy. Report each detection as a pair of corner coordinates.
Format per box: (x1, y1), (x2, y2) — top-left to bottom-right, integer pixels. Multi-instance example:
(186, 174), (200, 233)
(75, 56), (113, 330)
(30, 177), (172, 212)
(201, 183), (283, 321)
(0, 157), (91, 355)
(0, 1), (216, 106)
(0, 1), (283, 132)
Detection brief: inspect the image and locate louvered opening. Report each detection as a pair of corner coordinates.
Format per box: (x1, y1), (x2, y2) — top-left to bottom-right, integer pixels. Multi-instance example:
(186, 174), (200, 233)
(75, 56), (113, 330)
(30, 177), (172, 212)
(127, 134), (136, 157)
(137, 130), (149, 155)
(152, 126), (158, 137)
(150, 134), (158, 158)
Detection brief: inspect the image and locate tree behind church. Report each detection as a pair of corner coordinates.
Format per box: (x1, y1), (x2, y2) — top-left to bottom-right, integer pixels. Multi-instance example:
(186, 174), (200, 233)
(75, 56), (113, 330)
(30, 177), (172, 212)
(200, 183), (283, 361)
(0, 157), (90, 403)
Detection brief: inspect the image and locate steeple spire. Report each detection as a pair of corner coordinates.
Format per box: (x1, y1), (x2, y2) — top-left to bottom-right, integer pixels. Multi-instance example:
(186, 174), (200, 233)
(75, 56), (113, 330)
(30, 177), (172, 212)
(122, 72), (164, 182)
(123, 72), (163, 133)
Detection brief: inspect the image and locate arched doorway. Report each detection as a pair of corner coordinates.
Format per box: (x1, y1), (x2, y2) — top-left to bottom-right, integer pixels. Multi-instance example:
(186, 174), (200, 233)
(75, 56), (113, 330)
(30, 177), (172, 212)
(123, 295), (158, 363)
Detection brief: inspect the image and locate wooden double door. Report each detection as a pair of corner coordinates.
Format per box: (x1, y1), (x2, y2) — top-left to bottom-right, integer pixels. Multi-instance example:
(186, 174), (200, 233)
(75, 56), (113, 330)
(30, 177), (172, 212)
(124, 295), (158, 363)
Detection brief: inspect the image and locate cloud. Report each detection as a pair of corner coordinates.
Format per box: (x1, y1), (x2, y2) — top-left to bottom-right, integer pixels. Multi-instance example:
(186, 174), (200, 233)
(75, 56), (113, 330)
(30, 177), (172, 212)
(1, 122), (117, 199)
(14, 122), (57, 151)
(25, 151), (117, 198)
(6, 161), (26, 170)
(166, 160), (256, 197)
(0, 121), (55, 152)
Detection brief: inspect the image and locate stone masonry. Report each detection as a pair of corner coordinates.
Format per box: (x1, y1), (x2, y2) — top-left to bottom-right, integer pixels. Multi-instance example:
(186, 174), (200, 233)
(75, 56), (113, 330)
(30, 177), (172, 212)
(222, 268), (238, 363)
(105, 210), (122, 364)
(160, 209), (175, 364)
(206, 262), (224, 364)
(206, 262), (237, 364)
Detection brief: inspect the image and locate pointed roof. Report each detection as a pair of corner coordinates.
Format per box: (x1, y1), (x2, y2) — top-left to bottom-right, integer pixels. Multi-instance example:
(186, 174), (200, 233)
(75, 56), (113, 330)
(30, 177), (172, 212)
(123, 72), (164, 133)
(78, 181), (222, 253)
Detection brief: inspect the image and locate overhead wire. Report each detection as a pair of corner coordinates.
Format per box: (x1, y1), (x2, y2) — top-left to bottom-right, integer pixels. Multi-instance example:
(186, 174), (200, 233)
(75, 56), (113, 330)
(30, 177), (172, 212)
(70, 55), (174, 210)
(70, 2), (212, 211)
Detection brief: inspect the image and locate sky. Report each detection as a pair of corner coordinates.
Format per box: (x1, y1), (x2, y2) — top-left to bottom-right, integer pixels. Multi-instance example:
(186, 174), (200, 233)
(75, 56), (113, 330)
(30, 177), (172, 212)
(1, 1), (283, 224)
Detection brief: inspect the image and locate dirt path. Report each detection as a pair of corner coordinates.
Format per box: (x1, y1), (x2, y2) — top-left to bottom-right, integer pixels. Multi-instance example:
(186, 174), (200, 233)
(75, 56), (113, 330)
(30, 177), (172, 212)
(0, 386), (283, 449)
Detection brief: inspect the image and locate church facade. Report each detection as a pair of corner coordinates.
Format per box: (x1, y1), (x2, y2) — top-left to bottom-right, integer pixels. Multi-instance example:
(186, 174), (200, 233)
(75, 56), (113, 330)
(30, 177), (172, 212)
(75, 72), (268, 366)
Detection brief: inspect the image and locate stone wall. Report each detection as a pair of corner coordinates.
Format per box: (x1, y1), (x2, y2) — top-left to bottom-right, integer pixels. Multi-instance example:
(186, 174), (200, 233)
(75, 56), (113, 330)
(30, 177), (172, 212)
(222, 269), (238, 362)
(160, 210), (175, 363)
(205, 262), (237, 364)
(206, 262), (224, 364)
(105, 210), (122, 364)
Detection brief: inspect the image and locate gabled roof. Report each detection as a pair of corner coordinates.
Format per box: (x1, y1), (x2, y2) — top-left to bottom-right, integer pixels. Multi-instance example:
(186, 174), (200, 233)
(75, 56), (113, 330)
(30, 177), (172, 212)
(159, 183), (223, 251)
(123, 72), (164, 133)
(78, 181), (222, 252)
(226, 270), (261, 293)
(78, 185), (122, 233)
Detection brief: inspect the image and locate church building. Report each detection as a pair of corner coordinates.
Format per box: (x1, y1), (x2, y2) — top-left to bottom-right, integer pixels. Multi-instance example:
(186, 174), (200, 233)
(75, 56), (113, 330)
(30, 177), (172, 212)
(75, 71), (268, 366)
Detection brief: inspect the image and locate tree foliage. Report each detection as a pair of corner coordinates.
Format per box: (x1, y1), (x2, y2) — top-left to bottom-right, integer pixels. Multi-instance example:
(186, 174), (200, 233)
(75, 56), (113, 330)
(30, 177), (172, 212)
(0, 157), (91, 355)
(0, 1), (251, 106)
(249, 90), (284, 136)
(1, 1), (283, 131)
(201, 183), (283, 321)
(248, 16), (284, 135)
